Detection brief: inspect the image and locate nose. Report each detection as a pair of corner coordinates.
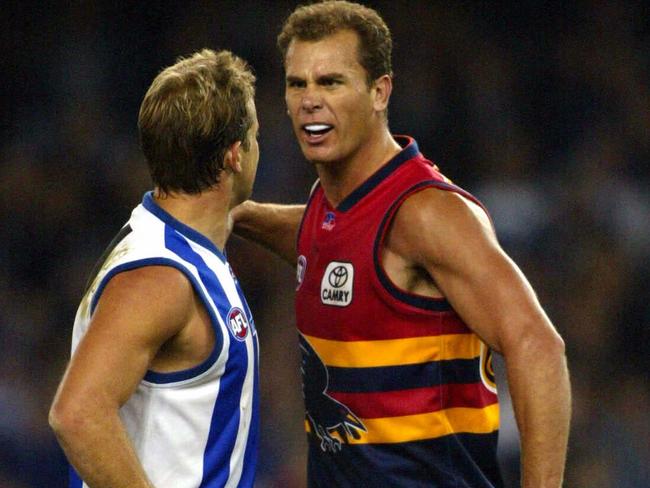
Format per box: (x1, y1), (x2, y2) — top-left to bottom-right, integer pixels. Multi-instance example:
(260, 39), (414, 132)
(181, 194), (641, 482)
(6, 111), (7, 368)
(301, 86), (323, 113)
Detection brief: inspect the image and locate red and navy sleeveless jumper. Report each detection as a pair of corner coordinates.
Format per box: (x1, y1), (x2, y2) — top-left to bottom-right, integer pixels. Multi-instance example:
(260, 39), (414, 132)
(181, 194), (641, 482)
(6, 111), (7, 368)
(295, 136), (503, 487)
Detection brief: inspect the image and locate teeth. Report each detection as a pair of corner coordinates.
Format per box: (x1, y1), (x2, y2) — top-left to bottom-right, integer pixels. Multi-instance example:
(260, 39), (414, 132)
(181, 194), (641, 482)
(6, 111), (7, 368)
(304, 124), (332, 133)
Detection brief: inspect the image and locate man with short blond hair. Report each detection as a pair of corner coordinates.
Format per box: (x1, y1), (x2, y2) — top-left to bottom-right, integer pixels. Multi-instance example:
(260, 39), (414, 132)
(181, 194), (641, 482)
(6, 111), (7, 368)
(50, 48), (261, 488)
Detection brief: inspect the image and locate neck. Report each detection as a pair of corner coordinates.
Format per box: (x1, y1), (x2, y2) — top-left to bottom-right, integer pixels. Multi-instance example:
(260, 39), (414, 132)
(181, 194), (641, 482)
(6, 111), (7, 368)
(153, 186), (232, 250)
(316, 128), (401, 208)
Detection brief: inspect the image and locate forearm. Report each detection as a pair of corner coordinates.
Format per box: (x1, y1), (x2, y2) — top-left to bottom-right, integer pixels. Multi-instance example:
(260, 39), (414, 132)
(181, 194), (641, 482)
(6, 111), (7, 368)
(50, 407), (153, 488)
(231, 200), (304, 265)
(505, 335), (571, 487)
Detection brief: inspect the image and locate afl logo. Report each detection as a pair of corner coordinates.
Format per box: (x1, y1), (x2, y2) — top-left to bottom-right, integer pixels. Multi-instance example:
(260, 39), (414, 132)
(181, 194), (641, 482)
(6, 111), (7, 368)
(227, 307), (249, 341)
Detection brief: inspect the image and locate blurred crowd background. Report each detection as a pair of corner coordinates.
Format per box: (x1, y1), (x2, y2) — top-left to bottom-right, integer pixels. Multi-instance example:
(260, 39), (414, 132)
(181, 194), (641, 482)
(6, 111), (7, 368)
(1, 1), (648, 487)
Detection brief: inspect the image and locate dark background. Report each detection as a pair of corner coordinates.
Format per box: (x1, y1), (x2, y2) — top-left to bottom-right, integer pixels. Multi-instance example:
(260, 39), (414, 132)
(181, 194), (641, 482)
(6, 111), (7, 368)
(1, 1), (648, 486)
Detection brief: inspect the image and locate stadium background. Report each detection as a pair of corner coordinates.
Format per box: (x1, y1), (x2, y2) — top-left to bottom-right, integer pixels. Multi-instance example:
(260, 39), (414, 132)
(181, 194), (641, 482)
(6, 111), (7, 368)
(1, 1), (648, 486)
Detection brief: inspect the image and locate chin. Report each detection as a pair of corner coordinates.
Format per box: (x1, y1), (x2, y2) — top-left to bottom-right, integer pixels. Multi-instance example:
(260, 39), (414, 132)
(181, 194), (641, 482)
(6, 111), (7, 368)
(301, 147), (337, 166)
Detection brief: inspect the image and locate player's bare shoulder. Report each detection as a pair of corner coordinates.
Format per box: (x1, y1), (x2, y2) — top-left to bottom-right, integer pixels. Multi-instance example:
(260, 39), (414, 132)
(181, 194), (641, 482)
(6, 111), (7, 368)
(386, 186), (496, 268)
(102, 265), (192, 307)
(94, 265), (195, 340)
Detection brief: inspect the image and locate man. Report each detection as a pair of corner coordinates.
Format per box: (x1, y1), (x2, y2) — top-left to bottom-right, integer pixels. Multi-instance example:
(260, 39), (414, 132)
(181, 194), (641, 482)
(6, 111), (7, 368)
(232, 1), (570, 487)
(49, 49), (261, 488)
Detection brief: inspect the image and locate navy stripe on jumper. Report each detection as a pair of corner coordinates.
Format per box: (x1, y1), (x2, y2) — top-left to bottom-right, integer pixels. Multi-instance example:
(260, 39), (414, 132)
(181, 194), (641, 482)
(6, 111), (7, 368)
(68, 465), (82, 488)
(163, 226), (248, 487)
(337, 137), (420, 212)
(306, 432), (502, 488)
(373, 180), (455, 312)
(327, 358), (481, 393)
(88, 257), (222, 384)
(143, 191), (227, 262)
(232, 271), (260, 488)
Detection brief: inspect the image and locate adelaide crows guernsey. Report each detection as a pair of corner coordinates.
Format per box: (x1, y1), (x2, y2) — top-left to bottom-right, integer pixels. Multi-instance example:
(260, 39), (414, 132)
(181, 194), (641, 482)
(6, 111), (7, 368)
(295, 137), (502, 487)
(69, 192), (259, 488)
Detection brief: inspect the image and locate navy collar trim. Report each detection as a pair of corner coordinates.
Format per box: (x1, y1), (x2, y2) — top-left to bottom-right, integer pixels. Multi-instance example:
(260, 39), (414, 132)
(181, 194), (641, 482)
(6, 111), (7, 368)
(142, 191), (227, 262)
(337, 136), (420, 212)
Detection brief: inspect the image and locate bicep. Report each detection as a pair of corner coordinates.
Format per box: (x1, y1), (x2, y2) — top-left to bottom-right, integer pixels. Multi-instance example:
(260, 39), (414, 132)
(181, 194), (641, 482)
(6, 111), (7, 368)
(430, 233), (550, 353)
(396, 190), (555, 354)
(57, 267), (193, 408)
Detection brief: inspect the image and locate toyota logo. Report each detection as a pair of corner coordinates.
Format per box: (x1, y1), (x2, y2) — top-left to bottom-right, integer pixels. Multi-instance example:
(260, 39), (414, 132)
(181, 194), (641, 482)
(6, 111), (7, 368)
(328, 266), (349, 288)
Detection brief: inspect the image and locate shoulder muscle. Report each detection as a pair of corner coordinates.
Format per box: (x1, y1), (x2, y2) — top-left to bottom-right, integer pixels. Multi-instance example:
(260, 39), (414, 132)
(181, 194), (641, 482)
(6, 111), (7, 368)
(57, 265), (196, 408)
(387, 187), (553, 352)
(92, 265), (194, 346)
(388, 187), (495, 270)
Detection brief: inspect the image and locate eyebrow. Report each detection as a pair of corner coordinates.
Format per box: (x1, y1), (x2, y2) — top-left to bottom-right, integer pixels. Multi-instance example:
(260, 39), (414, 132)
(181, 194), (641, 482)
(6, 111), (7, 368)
(317, 73), (345, 82)
(285, 72), (346, 83)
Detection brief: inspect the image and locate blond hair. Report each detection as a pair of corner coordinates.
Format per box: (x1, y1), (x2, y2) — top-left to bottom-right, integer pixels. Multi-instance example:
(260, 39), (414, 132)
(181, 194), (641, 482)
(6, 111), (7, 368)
(138, 49), (255, 194)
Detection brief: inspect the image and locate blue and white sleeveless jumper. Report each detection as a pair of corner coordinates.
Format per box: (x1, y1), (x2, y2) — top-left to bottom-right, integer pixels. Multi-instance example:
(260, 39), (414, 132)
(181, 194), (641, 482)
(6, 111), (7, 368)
(69, 192), (259, 488)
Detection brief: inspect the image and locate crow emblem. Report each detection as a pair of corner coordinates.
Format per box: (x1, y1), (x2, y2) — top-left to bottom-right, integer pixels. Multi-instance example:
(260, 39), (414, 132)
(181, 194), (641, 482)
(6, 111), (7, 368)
(299, 333), (367, 452)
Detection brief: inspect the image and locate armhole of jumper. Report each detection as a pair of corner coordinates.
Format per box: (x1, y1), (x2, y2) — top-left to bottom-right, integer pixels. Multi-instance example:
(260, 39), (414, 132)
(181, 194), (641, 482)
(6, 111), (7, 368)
(373, 180), (490, 312)
(90, 258), (223, 385)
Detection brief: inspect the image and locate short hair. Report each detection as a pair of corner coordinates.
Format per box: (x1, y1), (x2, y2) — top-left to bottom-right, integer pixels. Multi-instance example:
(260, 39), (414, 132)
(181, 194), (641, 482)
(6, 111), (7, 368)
(277, 0), (393, 85)
(138, 49), (256, 194)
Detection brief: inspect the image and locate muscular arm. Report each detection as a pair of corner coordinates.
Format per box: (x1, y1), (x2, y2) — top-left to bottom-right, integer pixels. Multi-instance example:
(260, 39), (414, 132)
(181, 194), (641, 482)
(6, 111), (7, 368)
(230, 200), (305, 265)
(49, 266), (195, 488)
(386, 189), (570, 488)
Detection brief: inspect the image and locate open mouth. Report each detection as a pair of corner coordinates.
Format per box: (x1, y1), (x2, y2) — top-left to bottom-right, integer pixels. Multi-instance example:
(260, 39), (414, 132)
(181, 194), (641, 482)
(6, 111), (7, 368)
(303, 124), (334, 138)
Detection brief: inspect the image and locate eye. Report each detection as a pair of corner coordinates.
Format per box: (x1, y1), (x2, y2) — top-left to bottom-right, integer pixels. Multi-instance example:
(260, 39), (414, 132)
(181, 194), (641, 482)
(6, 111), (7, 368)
(321, 78), (341, 87)
(287, 79), (305, 88)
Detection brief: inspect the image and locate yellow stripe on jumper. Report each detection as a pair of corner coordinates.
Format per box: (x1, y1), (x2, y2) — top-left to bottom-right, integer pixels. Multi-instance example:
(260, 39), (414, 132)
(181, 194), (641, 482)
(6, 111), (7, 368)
(305, 403), (499, 444)
(302, 333), (482, 367)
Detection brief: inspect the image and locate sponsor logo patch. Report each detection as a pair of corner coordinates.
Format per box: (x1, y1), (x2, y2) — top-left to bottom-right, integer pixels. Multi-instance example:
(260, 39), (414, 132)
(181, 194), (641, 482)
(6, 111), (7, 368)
(320, 261), (354, 307)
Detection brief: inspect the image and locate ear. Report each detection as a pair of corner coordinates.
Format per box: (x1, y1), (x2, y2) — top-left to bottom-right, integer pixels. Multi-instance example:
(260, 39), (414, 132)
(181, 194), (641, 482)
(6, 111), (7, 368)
(372, 74), (393, 112)
(223, 141), (243, 174)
